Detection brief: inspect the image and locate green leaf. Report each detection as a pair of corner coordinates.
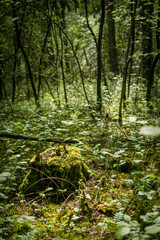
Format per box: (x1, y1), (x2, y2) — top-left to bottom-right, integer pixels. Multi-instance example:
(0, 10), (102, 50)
(131, 237), (141, 240)
(98, 222), (108, 229)
(0, 172), (11, 182)
(141, 215), (153, 223)
(119, 222), (130, 228)
(0, 176), (6, 183)
(17, 215), (35, 222)
(124, 214), (131, 222)
(145, 224), (160, 234)
(116, 226), (130, 239)
(139, 126), (160, 137)
(0, 172), (11, 177)
(0, 192), (7, 199)
(155, 217), (160, 224)
(51, 238), (64, 240)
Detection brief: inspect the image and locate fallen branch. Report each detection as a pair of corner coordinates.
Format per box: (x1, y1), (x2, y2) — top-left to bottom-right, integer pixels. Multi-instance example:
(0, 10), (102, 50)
(0, 133), (80, 144)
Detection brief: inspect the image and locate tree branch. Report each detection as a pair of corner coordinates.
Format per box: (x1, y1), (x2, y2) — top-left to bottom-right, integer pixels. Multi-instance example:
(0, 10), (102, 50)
(0, 133), (80, 144)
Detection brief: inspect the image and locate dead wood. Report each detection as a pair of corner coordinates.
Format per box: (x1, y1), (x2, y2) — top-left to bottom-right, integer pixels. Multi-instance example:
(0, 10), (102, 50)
(0, 133), (80, 143)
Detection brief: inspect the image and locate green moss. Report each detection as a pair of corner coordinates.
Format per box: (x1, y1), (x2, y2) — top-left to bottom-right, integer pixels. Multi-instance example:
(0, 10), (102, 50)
(130, 196), (157, 220)
(100, 175), (107, 187)
(19, 146), (90, 201)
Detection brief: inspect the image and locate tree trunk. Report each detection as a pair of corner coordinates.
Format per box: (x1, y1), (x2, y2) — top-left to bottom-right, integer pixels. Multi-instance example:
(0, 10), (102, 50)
(118, 0), (138, 123)
(13, 0), (39, 107)
(84, 0), (97, 46)
(141, 0), (154, 83)
(106, 0), (118, 74)
(44, 76), (58, 105)
(0, 62), (3, 101)
(97, 0), (105, 112)
(60, 33), (69, 109)
(12, 4), (25, 103)
(84, 0), (108, 109)
(128, 0), (137, 98)
(59, 2), (69, 108)
(147, 53), (160, 104)
(146, 0), (160, 104)
(12, 42), (19, 103)
(38, 3), (54, 97)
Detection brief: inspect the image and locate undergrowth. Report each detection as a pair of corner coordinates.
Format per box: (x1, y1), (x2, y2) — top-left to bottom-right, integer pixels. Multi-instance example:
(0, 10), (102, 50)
(0, 98), (160, 240)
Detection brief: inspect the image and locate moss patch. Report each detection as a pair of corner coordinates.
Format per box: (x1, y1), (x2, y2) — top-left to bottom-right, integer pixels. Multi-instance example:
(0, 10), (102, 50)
(19, 146), (90, 201)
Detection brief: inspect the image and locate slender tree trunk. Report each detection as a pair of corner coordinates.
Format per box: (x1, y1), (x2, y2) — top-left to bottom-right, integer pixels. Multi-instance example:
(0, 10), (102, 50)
(106, 0), (118, 74)
(141, 0), (153, 83)
(84, 0), (97, 46)
(38, 20), (52, 96)
(0, 62), (3, 101)
(146, 0), (160, 104)
(13, 0), (39, 107)
(12, 32), (18, 103)
(12, 36), (19, 103)
(156, 0), (160, 51)
(59, 3), (68, 108)
(38, 3), (54, 97)
(54, 27), (61, 107)
(60, 33), (68, 109)
(0, 4), (3, 101)
(70, 40), (90, 108)
(60, 1), (70, 73)
(12, 4), (25, 103)
(97, 0), (105, 112)
(12, 55), (17, 103)
(128, 0), (137, 98)
(147, 53), (160, 103)
(43, 76), (58, 105)
(84, 0), (107, 110)
(118, 0), (138, 123)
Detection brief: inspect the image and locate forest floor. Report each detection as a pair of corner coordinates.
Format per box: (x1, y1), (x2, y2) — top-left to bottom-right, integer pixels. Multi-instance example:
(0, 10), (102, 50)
(0, 102), (160, 240)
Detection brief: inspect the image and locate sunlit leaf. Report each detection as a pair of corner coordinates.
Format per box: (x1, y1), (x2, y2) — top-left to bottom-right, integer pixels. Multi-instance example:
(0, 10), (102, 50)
(139, 126), (160, 137)
(155, 217), (160, 224)
(124, 214), (131, 222)
(52, 238), (64, 240)
(116, 225), (130, 239)
(0, 172), (11, 182)
(145, 224), (160, 234)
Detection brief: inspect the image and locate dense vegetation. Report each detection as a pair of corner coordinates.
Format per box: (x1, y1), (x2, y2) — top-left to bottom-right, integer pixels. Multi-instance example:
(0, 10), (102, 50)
(0, 0), (160, 239)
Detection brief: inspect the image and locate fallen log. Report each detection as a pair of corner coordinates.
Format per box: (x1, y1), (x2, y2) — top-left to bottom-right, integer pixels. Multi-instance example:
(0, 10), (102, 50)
(0, 133), (80, 144)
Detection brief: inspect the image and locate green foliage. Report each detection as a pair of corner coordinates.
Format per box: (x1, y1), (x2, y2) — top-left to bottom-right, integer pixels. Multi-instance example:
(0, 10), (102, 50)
(114, 206), (160, 239)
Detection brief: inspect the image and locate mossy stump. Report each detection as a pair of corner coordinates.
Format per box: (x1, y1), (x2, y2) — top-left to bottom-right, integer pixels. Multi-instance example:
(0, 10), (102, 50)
(20, 146), (90, 201)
